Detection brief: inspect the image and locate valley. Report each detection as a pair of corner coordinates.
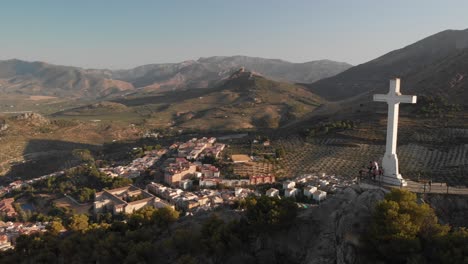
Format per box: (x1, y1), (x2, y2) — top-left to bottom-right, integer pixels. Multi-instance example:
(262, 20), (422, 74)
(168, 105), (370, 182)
(2, 1), (468, 263)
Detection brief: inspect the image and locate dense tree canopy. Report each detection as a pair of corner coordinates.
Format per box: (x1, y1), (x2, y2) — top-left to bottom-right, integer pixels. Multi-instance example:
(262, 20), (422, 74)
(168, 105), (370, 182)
(366, 189), (468, 264)
(0, 196), (299, 264)
(67, 214), (89, 232)
(241, 195), (297, 232)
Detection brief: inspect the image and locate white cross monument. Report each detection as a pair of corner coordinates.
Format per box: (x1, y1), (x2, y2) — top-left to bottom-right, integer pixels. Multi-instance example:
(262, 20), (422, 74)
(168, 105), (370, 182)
(373, 78), (417, 186)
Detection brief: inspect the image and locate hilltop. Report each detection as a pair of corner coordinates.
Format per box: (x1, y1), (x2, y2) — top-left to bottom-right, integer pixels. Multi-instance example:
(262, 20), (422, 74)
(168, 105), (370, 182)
(61, 68), (323, 130)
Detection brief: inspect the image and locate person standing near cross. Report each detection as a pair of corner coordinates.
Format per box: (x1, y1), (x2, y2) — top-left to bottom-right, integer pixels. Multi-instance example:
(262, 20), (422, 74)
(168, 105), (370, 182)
(373, 78), (417, 186)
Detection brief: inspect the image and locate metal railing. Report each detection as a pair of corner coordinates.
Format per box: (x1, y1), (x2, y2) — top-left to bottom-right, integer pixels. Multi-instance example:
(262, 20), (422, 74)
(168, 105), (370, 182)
(357, 173), (468, 195)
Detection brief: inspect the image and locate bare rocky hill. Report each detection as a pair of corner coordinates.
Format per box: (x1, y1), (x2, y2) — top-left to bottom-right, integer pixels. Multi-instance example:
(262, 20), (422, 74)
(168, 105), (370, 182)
(13, 112), (50, 126)
(0, 60), (134, 98)
(103, 68), (324, 130)
(111, 56), (352, 91)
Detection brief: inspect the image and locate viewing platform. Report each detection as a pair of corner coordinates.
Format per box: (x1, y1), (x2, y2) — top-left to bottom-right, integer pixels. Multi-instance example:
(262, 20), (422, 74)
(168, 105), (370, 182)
(359, 176), (468, 195)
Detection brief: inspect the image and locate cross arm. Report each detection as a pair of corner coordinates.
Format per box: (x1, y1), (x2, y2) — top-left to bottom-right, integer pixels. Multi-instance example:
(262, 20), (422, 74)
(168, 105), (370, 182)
(373, 94), (388, 102)
(398, 95), (417, 104)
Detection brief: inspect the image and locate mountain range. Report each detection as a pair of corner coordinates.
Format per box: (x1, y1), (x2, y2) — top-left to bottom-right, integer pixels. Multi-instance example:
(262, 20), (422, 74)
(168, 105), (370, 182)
(1, 28), (467, 124)
(0, 56), (352, 98)
(111, 56), (351, 90)
(0, 60), (133, 98)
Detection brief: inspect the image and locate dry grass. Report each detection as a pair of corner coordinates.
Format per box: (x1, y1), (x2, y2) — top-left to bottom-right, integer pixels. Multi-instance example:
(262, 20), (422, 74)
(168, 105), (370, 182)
(28, 96), (58, 101)
(53, 197), (91, 215)
(0, 118), (143, 178)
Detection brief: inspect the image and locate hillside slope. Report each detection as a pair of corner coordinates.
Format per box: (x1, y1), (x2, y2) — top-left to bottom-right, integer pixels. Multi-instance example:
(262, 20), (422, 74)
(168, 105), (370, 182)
(80, 69), (324, 130)
(0, 60), (133, 98)
(408, 47), (468, 102)
(308, 29), (468, 103)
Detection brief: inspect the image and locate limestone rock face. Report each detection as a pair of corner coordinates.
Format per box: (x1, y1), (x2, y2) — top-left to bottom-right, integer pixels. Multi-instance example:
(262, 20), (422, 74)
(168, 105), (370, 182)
(333, 187), (386, 264)
(426, 194), (468, 228)
(0, 120), (8, 131)
(14, 112), (50, 126)
(302, 186), (386, 264)
(249, 187), (386, 264)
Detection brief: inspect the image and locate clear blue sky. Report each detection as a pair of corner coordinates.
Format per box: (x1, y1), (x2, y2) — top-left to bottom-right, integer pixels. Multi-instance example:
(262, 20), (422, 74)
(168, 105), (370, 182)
(1, 0), (467, 69)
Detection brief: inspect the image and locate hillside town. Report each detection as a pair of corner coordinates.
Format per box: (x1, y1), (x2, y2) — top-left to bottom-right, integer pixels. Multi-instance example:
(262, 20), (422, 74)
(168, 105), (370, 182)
(0, 219), (49, 251)
(0, 135), (359, 251)
(2, 2), (468, 262)
(87, 136), (353, 217)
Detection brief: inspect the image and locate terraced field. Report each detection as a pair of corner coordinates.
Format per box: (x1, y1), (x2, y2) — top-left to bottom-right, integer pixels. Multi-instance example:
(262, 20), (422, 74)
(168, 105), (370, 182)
(398, 143), (468, 185)
(278, 134), (468, 186)
(233, 162), (276, 177)
(278, 137), (383, 179)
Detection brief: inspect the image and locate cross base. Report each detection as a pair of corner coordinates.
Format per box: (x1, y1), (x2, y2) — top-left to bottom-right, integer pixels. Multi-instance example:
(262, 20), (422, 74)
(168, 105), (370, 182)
(379, 153), (408, 187)
(376, 174), (407, 187)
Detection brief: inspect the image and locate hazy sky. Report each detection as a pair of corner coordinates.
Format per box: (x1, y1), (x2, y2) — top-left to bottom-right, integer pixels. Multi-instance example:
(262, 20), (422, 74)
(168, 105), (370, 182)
(1, 0), (467, 69)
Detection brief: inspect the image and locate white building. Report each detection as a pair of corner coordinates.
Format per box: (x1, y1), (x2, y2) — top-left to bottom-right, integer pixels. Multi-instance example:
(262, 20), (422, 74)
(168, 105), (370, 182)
(200, 179), (218, 188)
(283, 180), (296, 190)
(220, 179), (250, 187)
(235, 187), (251, 198)
(234, 187), (244, 197)
(313, 190), (327, 202)
(179, 179), (193, 190)
(266, 188), (279, 197)
(304, 186), (318, 198)
(319, 180), (329, 187)
(285, 188), (299, 198)
(209, 196), (224, 206)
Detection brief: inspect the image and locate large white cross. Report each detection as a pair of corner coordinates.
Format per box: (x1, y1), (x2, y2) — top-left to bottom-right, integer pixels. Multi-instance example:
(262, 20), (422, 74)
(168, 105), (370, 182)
(373, 78), (417, 186)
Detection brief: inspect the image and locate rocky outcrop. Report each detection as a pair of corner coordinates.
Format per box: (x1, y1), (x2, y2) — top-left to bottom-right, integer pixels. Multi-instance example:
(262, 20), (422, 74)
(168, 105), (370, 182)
(302, 186), (386, 264)
(14, 112), (50, 126)
(332, 187), (386, 264)
(250, 186), (386, 264)
(0, 119), (8, 132)
(426, 194), (468, 228)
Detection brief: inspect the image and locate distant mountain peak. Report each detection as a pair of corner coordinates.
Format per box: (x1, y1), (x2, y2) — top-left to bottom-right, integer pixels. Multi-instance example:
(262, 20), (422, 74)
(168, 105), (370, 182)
(228, 67), (263, 80)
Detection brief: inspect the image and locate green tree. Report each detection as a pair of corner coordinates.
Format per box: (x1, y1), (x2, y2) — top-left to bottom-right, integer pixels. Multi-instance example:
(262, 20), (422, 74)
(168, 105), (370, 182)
(127, 206), (157, 229)
(111, 177), (132, 189)
(368, 189), (449, 263)
(153, 207), (179, 229)
(68, 214), (89, 232)
(275, 148), (285, 159)
(429, 227), (468, 264)
(77, 187), (95, 203)
(175, 254), (198, 264)
(72, 149), (94, 163)
(47, 221), (65, 235)
(242, 196), (297, 232)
